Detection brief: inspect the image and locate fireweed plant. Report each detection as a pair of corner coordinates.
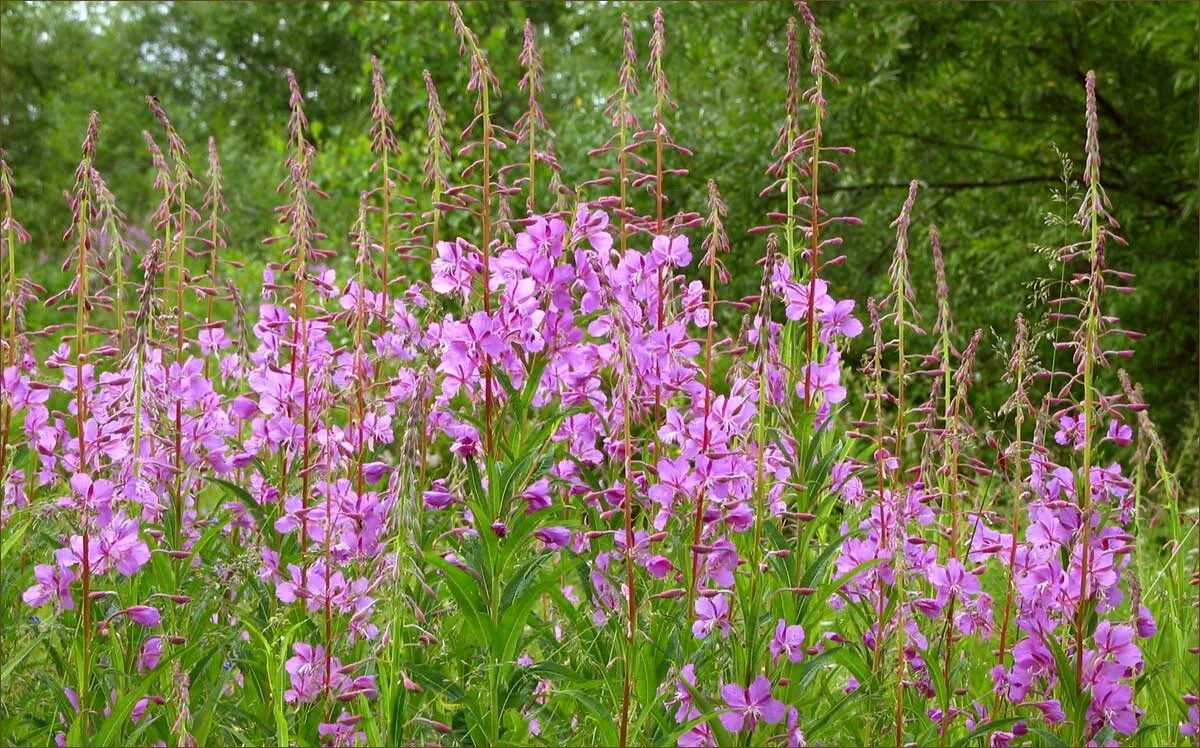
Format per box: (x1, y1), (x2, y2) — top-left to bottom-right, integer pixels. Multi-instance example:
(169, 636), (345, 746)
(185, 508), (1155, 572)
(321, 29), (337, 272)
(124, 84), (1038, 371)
(1, 4), (1196, 748)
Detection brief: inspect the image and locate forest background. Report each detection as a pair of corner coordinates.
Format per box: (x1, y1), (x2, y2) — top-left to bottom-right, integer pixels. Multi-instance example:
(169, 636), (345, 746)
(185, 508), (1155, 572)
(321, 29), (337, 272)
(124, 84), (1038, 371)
(2, 0), (1196, 464)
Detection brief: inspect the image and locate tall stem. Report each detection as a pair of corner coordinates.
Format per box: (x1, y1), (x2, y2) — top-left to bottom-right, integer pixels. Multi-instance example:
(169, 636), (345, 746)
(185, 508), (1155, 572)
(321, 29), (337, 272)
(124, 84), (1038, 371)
(379, 148), (391, 336)
(993, 401), (1025, 715)
(75, 188), (93, 738)
(480, 83), (495, 458)
(171, 183), (188, 548)
(618, 340), (636, 748)
(801, 82), (823, 410)
(687, 225), (720, 611)
(892, 296), (908, 748)
(1072, 183), (1100, 681)
(0, 171), (18, 493)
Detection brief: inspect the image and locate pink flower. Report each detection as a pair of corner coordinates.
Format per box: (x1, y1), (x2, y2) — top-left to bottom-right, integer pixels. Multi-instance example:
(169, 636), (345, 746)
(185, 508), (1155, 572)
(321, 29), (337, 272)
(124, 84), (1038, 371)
(125, 605), (161, 627)
(651, 234), (692, 268)
(573, 207), (614, 253)
(692, 594), (730, 640)
(1092, 621), (1142, 670)
(719, 675), (785, 733)
(1054, 413), (1086, 450)
(197, 325), (232, 355)
(534, 526), (571, 549)
(317, 710), (365, 746)
(769, 619), (806, 664)
(138, 637), (163, 673)
(818, 299), (862, 342)
(1088, 678), (1137, 735)
(284, 642), (325, 704)
(22, 563), (76, 610)
(430, 238), (478, 300)
(928, 558), (981, 606)
(669, 664), (700, 723)
(1105, 419), (1133, 447)
(797, 348), (846, 406)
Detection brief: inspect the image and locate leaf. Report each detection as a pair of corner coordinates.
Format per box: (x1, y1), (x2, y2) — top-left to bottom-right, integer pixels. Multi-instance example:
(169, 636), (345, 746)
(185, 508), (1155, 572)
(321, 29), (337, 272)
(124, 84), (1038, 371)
(426, 551), (494, 647)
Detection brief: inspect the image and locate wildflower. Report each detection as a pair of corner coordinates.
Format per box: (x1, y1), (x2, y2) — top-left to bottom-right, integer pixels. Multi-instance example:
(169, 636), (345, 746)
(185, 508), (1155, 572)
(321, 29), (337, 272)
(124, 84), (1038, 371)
(1180, 695), (1199, 737)
(1030, 699), (1065, 725)
(534, 526), (571, 548)
(651, 234), (692, 268)
(669, 664), (700, 723)
(645, 555), (673, 579)
(1135, 605), (1157, 638)
(96, 518), (151, 576)
(797, 348), (846, 406)
(928, 558), (981, 606)
(138, 636), (163, 673)
(197, 326), (232, 355)
(692, 594), (730, 639)
(678, 722), (716, 747)
(318, 711), (365, 746)
(284, 642), (325, 704)
(430, 238), (478, 300)
(125, 605), (161, 627)
(573, 206), (614, 253)
(22, 564), (77, 611)
(719, 675), (785, 733)
(1088, 678), (1138, 735)
(817, 299), (862, 343)
(1054, 413), (1086, 451)
(769, 619), (806, 664)
(1092, 620), (1142, 670)
(423, 480), (455, 510)
(1105, 419), (1132, 446)
(784, 706), (807, 747)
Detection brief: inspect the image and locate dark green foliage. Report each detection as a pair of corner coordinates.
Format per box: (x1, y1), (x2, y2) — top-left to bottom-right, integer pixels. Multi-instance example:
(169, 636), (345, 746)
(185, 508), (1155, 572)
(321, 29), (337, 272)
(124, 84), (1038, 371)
(2, 0), (1195, 447)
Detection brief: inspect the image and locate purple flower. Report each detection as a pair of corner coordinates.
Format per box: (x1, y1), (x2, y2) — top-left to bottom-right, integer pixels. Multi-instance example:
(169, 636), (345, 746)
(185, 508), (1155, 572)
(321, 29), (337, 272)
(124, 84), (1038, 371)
(423, 479), (456, 510)
(1089, 678), (1138, 735)
(651, 234), (692, 268)
(125, 605), (161, 627)
(1105, 419), (1133, 447)
(669, 664), (700, 723)
(1030, 699), (1065, 725)
(97, 518), (151, 576)
(138, 637), (163, 674)
(782, 276), (834, 321)
(430, 238), (478, 300)
(534, 526), (571, 549)
(927, 558), (981, 606)
(521, 479), (553, 513)
(719, 675), (785, 733)
(65, 472), (115, 517)
(23, 563), (76, 610)
(677, 722), (716, 747)
(573, 207), (613, 253)
(1093, 620), (1142, 670)
(197, 325), (232, 355)
(769, 619), (806, 664)
(692, 594), (730, 640)
(784, 706), (807, 747)
(1054, 413), (1086, 451)
(318, 710), (365, 746)
(1180, 695), (1198, 737)
(1135, 605), (1157, 639)
(285, 642), (325, 704)
(797, 348), (846, 406)
(704, 539), (740, 588)
(817, 299), (862, 343)
(645, 555), (673, 579)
